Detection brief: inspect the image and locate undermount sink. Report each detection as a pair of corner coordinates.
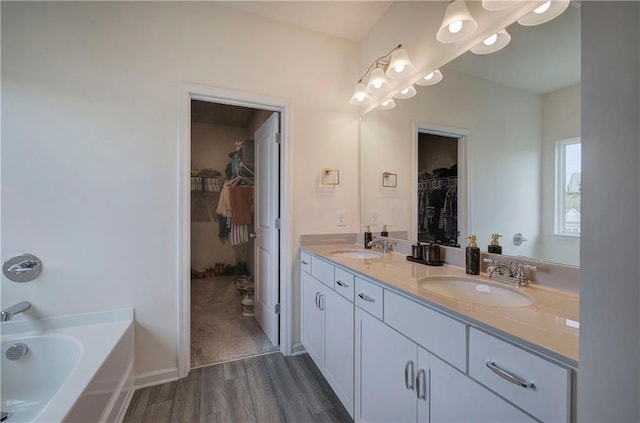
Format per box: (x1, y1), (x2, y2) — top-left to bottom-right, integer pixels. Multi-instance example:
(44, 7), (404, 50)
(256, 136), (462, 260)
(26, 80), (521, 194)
(330, 249), (381, 259)
(418, 276), (533, 307)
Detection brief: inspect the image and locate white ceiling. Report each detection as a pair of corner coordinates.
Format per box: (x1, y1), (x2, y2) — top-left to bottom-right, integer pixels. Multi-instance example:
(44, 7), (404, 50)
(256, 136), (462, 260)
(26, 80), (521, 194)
(221, 1), (392, 42)
(221, 1), (579, 94)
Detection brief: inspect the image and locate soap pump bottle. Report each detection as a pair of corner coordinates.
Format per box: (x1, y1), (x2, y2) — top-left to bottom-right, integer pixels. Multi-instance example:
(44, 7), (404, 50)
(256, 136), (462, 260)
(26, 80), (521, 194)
(488, 233), (503, 254)
(465, 235), (480, 275)
(381, 224), (389, 237)
(364, 225), (373, 249)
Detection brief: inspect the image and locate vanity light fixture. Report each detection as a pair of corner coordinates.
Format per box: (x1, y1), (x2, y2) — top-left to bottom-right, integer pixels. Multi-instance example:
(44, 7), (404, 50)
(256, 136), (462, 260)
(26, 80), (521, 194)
(394, 85), (417, 100)
(416, 69), (444, 87)
(517, 0), (569, 26)
(470, 29), (511, 55)
(351, 44), (415, 98)
(436, 0), (478, 44)
(386, 47), (415, 78)
(376, 98), (397, 111)
(349, 82), (371, 105)
(481, 0), (517, 11)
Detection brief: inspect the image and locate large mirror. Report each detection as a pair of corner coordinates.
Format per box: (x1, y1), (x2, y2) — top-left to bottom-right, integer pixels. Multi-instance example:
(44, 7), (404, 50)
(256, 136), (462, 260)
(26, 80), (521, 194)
(360, 3), (580, 266)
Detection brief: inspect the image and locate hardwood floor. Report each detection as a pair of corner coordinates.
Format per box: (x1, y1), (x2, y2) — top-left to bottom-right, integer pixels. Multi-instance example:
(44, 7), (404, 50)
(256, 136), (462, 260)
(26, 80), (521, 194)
(123, 352), (353, 423)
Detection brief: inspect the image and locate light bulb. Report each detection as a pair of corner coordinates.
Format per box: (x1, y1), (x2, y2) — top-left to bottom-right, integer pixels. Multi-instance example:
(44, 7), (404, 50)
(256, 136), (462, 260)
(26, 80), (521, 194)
(483, 33), (498, 46)
(394, 64), (406, 73)
(373, 80), (382, 89)
(401, 88), (410, 95)
(425, 72), (434, 80)
(382, 100), (391, 106)
(449, 20), (463, 34)
(534, 1), (551, 14)
(356, 93), (366, 102)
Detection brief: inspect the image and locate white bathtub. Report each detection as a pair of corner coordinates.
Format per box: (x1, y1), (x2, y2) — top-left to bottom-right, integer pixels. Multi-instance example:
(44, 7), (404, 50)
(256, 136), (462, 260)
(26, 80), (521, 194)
(1, 309), (134, 423)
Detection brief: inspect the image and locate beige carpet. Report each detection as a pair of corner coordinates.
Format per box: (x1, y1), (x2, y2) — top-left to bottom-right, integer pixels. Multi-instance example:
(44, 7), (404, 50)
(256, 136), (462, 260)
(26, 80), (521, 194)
(191, 276), (278, 367)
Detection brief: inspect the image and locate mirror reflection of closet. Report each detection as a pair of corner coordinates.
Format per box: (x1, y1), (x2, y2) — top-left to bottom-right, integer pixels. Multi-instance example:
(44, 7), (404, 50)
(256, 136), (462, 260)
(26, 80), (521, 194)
(418, 133), (459, 246)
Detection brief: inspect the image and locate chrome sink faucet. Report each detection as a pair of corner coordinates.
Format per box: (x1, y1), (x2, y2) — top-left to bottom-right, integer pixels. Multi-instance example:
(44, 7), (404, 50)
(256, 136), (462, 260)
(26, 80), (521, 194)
(1, 301), (31, 322)
(483, 259), (537, 288)
(368, 237), (393, 253)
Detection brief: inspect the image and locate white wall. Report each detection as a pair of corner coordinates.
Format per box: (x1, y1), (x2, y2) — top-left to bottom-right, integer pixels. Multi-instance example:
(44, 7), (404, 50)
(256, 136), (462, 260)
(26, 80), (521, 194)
(1, 2), (360, 380)
(578, 2), (640, 421)
(539, 84), (580, 265)
(361, 68), (541, 258)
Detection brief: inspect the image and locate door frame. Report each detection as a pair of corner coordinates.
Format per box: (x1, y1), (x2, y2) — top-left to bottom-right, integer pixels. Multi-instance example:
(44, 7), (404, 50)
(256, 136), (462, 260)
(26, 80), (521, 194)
(178, 82), (293, 378)
(413, 122), (470, 243)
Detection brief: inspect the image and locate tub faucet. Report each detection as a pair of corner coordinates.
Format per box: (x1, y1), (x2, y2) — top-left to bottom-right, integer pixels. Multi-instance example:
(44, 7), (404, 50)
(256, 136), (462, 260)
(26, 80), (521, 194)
(1, 301), (31, 321)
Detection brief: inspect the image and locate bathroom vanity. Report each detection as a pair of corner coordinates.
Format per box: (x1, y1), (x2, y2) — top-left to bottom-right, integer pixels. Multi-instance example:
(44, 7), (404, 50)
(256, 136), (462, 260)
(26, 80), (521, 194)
(300, 244), (578, 422)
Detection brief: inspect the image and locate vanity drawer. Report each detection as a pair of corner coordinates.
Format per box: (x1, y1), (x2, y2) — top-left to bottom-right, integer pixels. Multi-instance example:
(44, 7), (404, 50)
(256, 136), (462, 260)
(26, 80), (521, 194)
(469, 327), (571, 423)
(300, 252), (312, 274)
(334, 266), (355, 302)
(384, 290), (467, 372)
(311, 256), (334, 288)
(354, 277), (383, 319)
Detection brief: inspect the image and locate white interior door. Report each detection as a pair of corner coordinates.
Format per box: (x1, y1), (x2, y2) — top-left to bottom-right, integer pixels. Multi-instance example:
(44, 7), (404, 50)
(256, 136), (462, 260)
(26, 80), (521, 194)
(254, 112), (280, 345)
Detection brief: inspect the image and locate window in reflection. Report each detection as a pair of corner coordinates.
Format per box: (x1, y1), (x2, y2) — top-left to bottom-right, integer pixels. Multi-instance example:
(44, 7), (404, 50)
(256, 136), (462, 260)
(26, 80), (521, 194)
(556, 138), (581, 235)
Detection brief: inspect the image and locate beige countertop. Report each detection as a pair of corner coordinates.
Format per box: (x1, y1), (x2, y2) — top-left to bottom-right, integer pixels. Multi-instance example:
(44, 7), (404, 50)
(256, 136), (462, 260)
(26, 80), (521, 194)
(302, 244), (579, 369)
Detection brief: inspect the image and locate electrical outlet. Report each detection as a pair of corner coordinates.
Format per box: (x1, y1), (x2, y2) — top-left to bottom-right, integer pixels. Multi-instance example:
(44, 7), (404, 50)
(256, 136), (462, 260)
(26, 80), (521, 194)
(370, 210), (379, 226)
(336, 210), (346, 226)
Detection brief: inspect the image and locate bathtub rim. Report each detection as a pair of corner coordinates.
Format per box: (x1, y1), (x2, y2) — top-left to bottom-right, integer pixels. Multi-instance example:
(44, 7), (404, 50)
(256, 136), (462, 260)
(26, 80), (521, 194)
(0, 308), (134, 423)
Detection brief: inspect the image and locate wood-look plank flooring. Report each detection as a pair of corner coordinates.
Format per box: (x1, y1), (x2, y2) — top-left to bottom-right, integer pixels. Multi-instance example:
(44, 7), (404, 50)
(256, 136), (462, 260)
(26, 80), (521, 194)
(123, 352), (353, 423)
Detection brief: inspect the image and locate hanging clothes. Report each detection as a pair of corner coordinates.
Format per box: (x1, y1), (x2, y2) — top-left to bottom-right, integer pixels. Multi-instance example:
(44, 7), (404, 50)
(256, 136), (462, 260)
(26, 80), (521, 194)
(229, 186), (253, 225)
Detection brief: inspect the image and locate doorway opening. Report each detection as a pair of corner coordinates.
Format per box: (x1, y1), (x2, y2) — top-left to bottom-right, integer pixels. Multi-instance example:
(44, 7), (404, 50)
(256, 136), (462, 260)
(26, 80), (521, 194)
(414, 124), (469, 247)
(417, 133), (459, 246)
(178, 83), (293, 378)
(189, 100), (279, 367)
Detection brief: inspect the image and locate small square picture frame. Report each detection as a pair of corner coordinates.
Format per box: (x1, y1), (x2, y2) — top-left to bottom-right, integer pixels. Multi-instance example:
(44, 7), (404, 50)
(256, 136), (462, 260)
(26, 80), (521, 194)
(382, 172), (397, 188)
(322, 168), (340, 185)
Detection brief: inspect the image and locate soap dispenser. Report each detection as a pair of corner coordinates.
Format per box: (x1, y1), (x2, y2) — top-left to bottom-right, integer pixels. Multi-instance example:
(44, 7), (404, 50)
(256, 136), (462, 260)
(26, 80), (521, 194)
(364, 225), (373, 249)
(465, 235), (480, 275)
(381, 224), (389, 237)
(488, 233), (503, 254)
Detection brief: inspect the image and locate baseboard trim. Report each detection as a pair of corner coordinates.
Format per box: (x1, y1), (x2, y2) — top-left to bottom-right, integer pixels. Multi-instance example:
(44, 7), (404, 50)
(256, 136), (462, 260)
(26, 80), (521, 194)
(291, 343), (306, 356)
(135, 367), (179, 389)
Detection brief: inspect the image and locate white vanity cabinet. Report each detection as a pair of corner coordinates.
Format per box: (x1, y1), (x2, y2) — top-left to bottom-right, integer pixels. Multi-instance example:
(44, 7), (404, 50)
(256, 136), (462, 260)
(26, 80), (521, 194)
(301, 256), (354, 416)
(301, 249), (574, 422)
(354, 288), (534, 423)
(355, 307), (427, 423)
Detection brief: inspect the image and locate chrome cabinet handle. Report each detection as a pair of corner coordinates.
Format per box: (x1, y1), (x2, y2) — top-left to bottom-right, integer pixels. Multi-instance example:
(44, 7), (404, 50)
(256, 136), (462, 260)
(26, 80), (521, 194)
(315, 292), (320, 309)
(358, 293), (375, 303)
(319, 294), (325, 311)
(486, 361), (534, 388)
(416, 369), (426, 400)
(336, 280), (349, 288)
(404, 360), (415, 390)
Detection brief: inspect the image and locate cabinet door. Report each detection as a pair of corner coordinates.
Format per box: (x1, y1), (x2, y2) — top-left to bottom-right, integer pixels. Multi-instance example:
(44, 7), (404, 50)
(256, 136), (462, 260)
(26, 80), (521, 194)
(355, 308), (417, 423)
(324, 289), (354, 417)
(430, 355), (535, 423)
(301, 272), (325, 368)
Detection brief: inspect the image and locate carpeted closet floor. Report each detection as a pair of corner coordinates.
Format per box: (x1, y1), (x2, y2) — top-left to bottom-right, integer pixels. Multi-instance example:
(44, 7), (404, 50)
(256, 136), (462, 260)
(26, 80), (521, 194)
(191, 276), (278, 367)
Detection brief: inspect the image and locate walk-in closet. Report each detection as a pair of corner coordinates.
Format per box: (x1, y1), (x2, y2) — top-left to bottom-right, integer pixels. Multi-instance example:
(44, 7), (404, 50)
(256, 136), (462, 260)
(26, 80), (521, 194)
(417, 132), (459, 246)
(190, 100), (278, 367)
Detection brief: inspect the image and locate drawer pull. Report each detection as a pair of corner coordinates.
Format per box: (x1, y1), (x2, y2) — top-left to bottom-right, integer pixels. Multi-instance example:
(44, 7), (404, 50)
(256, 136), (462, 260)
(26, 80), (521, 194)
(486, 361), (534, 388)
(416, 368), (427, 400)
(301, 260), (309, 265)
(404, 360), (415, 390)
(315, 292), (320, 309)
(358, 293), (375, 303)
(336, 280), (349, 288)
